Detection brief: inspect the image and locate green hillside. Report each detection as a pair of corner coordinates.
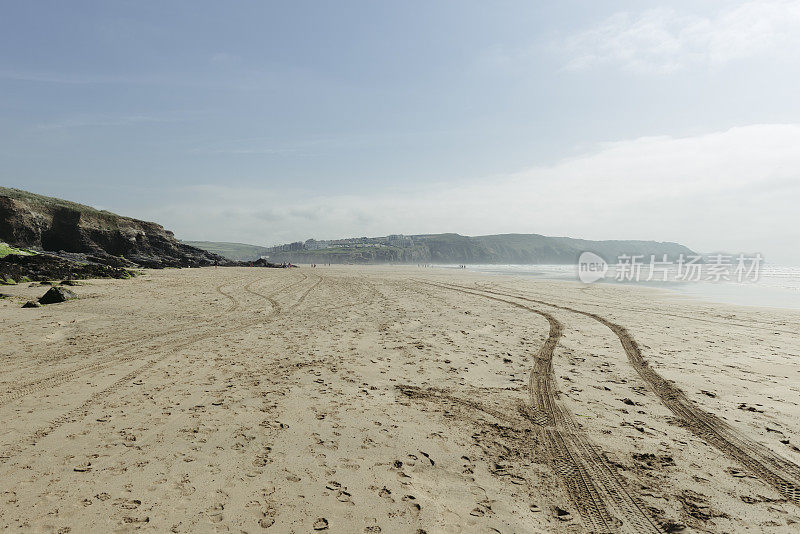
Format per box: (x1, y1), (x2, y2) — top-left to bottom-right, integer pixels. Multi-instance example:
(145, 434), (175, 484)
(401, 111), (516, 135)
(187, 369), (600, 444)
(260, 233), (696, 265)
(181, 241), (271, 261)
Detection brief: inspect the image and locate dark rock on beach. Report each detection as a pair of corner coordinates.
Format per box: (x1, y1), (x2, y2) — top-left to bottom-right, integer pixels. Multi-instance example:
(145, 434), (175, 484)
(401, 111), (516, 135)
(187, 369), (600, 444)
(22, 300), (41, 308)
(39, 286), (77, 304)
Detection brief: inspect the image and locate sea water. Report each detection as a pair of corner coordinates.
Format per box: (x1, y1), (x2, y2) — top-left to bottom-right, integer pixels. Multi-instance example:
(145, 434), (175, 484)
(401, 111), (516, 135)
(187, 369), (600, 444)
(442, 264), (800, 311)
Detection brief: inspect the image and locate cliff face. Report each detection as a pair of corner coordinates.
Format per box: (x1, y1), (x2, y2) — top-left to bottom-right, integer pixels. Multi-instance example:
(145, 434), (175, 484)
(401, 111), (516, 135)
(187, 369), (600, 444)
(0, 188), (225, 268)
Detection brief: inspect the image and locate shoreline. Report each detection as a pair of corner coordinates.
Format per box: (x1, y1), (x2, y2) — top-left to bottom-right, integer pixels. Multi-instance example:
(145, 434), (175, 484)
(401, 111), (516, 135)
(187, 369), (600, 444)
(446, 263), (800, 311)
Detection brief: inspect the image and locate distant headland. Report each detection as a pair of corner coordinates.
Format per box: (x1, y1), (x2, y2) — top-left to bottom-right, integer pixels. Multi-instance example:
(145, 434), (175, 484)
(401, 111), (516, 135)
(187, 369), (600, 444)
(185, 233), (695, 265)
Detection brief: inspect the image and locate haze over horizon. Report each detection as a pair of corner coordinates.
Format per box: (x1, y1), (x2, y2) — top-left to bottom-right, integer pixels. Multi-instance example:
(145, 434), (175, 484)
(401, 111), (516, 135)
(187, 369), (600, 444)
(3, 1), (800, 264)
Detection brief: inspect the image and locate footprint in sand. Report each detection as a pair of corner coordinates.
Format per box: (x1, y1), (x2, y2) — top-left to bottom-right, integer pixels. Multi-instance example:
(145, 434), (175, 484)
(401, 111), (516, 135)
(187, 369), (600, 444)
(246, 500), (276, 529)
(114, 498), (142, 510)
(207, 502), (224, 523)
(336, 489), (354, 505)
(73, 462), (92, 472)
(122, 516), (150, 525)
(553, 506), (573, 522)
(402, 495), (421, 516)
(418, 450), (434, 466)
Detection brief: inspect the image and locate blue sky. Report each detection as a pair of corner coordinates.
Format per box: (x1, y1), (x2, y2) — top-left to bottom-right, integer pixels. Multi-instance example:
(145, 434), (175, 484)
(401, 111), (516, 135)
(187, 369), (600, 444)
(3, 1), (800, 263)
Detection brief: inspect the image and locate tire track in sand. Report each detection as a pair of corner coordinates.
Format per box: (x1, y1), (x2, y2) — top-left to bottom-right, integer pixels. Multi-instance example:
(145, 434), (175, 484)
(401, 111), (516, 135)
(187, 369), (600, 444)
(419, 280), (665, 534)
(462, 283), (800, 507)
(166, 272), (326, 533)
(0, 273), (314, 461)
(215, 281), (241, 312)
(474, 281), (797, 336)
(0, 276), (266, 407)
(0, 276), (249, 381)
(243, 272), (322, 312)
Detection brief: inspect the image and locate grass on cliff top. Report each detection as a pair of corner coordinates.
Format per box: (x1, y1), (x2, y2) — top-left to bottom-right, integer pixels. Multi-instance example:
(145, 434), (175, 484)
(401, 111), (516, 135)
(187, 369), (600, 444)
(0, 187), (122, 223)
(0, 242), (37, 258)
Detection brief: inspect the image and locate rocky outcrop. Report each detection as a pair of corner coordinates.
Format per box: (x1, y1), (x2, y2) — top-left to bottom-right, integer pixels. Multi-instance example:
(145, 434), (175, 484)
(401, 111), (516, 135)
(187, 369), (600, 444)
(39, 286), (77, 304)
(0, 253), (133, 282)
(0, 187), (226, 268)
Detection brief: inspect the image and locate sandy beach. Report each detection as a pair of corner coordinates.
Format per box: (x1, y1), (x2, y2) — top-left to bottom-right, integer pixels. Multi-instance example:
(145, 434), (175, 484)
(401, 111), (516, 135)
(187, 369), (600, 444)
(1, 265), (799, 533)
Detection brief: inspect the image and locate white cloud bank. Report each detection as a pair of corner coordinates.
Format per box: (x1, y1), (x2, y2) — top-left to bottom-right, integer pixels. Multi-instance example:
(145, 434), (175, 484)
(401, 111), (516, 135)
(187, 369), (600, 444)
(563, 1), (800, 73)
(146, 124), (800, 264)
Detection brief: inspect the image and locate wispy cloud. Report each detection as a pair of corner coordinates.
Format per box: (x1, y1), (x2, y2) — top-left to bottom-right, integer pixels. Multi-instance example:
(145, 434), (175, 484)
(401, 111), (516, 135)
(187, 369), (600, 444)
(190, 146), (299, 156)
(0, 69), (162, 85)
(187, 128), (469, 157)
(35, 114), (181, 131)
(0, 68), (239, 89)
(561, 1), (800, 73)
(141, 124), (800, 263)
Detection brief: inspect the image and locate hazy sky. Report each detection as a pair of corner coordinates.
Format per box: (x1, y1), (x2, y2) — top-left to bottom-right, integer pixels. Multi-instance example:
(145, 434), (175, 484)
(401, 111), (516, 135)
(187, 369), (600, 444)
(2, 1), (800, 263)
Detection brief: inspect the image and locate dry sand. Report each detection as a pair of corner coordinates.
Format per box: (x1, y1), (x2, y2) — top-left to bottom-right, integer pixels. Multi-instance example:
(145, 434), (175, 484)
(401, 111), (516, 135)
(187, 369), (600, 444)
(1, 265), (799, 533)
